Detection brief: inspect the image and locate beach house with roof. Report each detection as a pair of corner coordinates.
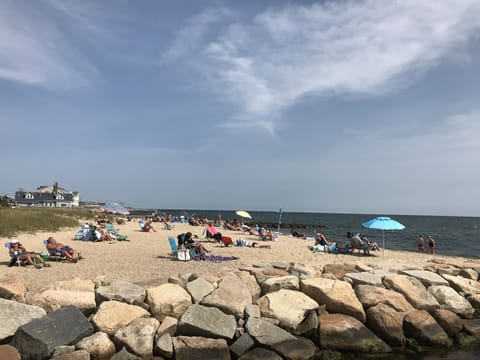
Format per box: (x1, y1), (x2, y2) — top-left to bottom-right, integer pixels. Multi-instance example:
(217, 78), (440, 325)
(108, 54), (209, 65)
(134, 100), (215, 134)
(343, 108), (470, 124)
(15, 182), (79, 208)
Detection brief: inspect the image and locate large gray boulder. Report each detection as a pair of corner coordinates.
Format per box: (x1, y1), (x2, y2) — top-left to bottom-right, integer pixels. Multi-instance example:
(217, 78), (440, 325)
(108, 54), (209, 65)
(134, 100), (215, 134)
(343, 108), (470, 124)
(239, 347), (282, 360)
(246, 317), (318, 360)
(318, 313), (391, 353)
(431, 309), (463, 337)
(355, 285), (415, 312)
(442, 274), (480, 296)
(155, 333), (173, 358)
(403, 310), (452, 347)
(201, 272), (253, 319)
(51, 349), (90, 360)
(146, 283), (192, 321)
(178, 304), (236, 340)
(260, 275), (300, 295)
(237, 271), (261, 303)
(96, 280), (146, 305)
(258, 289), (318, 332)
(75, 331), (116, 360)
(113, 317), (160, 358)
(91, 300), (150, 335)
(322, 263), (357, 279)
(400, 270), (449, 287)
(173, 336), (230, 360)
(186, 278), (215, 304)
(462, 319), (480, 337)
(428, 285), (474, 319)
(230, 333), (255, 357)
(11, 305), (94, 360)
(157, 316), (178, 337)
(366, 304), (406, 346)
(29, 290), (96, 315)
(0, 298), (46, 341)
(383, 275), (439, 311)
(301, 278), (366, 322)
(0, 275), (27, 303)
(343, 272), (384, 287)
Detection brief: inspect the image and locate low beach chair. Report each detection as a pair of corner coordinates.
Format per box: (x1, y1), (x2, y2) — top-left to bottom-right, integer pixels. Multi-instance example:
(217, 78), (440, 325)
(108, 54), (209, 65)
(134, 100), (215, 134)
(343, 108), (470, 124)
(43, 240), (66, 261)
(5, 242), (26, 267)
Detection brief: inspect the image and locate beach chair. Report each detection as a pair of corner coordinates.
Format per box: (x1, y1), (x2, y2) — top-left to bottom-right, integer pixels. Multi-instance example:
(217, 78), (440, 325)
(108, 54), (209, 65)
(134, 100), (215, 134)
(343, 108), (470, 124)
(5, 242), (27, 267)
(168, 237), (191, 261)
(139, 220), (145, 231)
(43, 240), (68, 262)
(73, 229), (84, 240)
(105, 223), (128, 241)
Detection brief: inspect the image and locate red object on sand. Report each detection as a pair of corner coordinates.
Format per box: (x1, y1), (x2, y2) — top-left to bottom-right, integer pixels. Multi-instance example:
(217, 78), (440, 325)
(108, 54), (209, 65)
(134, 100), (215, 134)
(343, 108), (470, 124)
(221, 236), (233, 247)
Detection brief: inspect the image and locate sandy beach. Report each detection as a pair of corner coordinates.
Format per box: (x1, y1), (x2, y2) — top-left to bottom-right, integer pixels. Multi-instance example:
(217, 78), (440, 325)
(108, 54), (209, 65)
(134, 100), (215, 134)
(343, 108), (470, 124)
(1, 220), (479, 294)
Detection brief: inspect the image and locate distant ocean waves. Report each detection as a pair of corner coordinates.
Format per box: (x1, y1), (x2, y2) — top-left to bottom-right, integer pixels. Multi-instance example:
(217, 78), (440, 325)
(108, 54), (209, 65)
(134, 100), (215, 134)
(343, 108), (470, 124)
(131, 209), (480, 259)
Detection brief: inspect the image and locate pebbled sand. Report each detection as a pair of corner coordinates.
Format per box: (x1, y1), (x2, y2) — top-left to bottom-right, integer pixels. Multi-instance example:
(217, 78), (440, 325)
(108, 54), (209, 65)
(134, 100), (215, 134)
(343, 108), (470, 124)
(1, 220), (478, 294)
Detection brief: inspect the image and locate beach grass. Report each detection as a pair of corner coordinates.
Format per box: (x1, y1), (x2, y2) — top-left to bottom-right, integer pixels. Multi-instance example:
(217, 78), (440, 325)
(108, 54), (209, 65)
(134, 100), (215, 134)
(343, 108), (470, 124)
(0, 208), (92, 238)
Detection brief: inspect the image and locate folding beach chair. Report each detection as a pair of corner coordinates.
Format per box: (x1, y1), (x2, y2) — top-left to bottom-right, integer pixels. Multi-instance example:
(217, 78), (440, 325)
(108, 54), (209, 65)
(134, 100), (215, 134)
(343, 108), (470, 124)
(168, 237), (191, 261)
(5, 242), (27, 267)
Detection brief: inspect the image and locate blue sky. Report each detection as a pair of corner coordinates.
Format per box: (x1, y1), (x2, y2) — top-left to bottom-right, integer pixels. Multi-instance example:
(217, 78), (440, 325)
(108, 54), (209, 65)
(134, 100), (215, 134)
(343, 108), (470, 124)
(2, 0), (480, 216)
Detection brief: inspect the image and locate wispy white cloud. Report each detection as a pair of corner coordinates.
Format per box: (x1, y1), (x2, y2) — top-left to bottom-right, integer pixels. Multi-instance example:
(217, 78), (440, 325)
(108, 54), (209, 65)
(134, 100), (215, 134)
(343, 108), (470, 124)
(166, 0), (480, 131)
(161, 8), (234, 64)
(0, 1), (97, 89)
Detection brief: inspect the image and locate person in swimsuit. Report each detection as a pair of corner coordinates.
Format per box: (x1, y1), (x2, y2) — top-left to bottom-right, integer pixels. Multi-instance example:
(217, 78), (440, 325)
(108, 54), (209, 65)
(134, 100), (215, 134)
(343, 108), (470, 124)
(428, 235), (436, 255)
(417, 235), (424, 253)
(46, 236), (79, 262)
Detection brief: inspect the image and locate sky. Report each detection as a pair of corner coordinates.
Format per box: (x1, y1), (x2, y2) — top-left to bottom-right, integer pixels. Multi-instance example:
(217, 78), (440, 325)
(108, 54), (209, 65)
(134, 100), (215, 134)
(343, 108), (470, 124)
(1, 0), (480, 216)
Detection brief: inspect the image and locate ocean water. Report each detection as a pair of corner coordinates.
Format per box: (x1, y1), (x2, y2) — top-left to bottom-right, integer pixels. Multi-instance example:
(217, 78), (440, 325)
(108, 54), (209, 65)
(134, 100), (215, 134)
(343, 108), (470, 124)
(133, 210), (480, 259)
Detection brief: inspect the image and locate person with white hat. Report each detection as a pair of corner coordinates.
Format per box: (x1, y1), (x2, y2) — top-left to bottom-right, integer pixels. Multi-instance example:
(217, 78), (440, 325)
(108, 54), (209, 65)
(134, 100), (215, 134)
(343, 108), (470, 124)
(8, 240), (50, 269)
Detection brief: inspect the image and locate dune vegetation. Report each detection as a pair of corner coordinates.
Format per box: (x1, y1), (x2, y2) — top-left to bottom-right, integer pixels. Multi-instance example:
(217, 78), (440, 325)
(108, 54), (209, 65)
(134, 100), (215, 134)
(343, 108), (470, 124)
(0, 208), (93, 238)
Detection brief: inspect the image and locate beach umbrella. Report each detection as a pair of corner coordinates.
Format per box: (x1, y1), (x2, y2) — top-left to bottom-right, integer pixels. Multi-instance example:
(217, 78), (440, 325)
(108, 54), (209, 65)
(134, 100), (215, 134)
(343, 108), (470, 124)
(362, 216), (405, 256)
(235, 210), (252, 221)
(100, 202), (130, 215)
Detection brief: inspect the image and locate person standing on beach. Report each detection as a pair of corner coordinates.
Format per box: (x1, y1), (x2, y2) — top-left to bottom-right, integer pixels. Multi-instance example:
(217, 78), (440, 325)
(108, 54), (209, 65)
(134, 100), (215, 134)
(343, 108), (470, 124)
(417, 235), (424, 253)
(428, 235), (436, 255)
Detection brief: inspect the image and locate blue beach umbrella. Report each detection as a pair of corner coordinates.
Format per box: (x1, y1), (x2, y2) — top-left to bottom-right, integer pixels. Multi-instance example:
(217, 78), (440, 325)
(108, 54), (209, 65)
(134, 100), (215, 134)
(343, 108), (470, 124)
(362, 216), (405, 256)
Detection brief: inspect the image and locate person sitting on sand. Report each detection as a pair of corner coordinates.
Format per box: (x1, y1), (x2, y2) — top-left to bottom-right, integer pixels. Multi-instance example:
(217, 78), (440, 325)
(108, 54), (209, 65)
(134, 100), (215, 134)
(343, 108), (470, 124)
(46, 236), (79, 262)
(143, 221), (157, 233)
(315, 233), (332, 246)
(234, 238), (271, 249)
(291, 229), (306, 238)
(9, 240), (50, 269)
(177, 232), (209, 254)
(206, 222), (223, 242)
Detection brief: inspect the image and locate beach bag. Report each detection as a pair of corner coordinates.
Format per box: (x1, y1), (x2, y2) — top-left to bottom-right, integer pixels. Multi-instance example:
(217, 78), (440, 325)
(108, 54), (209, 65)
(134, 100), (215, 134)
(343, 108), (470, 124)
(177, 249), (191, 262)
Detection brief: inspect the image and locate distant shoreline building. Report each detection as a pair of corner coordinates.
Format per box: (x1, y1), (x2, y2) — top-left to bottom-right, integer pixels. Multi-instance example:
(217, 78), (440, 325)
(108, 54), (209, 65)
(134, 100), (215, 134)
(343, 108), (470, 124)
(15, 182), (79, 208)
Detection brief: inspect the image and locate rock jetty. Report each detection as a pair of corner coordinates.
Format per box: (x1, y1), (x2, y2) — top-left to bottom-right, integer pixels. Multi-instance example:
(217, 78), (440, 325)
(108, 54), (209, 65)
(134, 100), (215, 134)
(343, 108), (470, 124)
(1, 259), (480, 359)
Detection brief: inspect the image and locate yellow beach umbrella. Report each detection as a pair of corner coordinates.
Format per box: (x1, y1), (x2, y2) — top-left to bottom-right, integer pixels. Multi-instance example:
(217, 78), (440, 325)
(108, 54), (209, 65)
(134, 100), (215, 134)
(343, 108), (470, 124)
(235, 210), (252, 220)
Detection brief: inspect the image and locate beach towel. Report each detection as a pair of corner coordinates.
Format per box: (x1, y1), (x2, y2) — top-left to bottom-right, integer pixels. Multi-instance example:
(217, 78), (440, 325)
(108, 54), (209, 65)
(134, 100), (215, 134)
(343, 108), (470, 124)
(194, 253), (239, 263)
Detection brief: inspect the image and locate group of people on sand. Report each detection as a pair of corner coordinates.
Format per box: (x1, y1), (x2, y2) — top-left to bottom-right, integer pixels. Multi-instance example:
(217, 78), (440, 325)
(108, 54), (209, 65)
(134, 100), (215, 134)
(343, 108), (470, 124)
(417, 234), (436, 254)
(309, 231), (380, 256)
(8, 237), (79, 269)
